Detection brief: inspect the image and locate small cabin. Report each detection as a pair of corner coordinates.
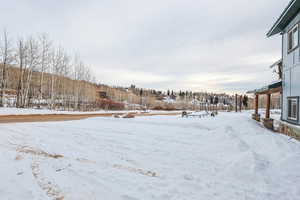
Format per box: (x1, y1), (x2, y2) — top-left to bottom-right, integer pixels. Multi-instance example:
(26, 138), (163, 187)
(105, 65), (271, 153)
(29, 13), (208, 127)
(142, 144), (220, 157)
(248, 0), (300, 139)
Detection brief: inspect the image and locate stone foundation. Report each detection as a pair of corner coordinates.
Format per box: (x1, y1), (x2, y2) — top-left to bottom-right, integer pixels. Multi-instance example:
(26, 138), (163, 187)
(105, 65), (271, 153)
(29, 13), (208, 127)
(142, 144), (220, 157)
(263, 118), (274, 130)
(251, 113), (300, 141)
(252, 114), (261, 122)
(276, 121), (300, 141)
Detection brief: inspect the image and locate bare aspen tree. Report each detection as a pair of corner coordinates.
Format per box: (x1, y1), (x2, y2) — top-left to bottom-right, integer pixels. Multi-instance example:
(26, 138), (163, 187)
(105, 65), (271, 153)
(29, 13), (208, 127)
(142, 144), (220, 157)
(16, 38), (27, 108)
(37, 34), (51, 105)
(0, 29), (156, 111)
(49, 49), (56, 108)
(0, 29), (13, 107)
(72, 55), (85, 110)
(23, 37), (39, 106)
(59, 51), (70, 109)
(49, 47), (64, 109)
(83, 66), (91, 105)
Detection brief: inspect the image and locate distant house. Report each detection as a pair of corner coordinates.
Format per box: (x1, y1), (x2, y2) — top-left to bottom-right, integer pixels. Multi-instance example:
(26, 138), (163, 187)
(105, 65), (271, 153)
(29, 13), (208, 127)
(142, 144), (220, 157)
(98, 91), (108, 99)
(267, 0), (300, 125)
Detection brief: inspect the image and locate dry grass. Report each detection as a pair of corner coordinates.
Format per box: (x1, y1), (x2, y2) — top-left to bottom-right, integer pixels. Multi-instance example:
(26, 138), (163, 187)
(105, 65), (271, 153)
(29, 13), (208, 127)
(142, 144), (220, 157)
(16, 145), (63, 159)
(0, 112), (181, 124)
(113, 164), (157, 177)
(15, 155), (24, 161)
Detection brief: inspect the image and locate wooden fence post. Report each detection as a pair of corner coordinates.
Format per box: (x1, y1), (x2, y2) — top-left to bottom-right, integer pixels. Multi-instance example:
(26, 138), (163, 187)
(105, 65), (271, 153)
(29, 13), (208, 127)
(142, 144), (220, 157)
(239, 95), (242, 112)
(266, 93), (271, 119)
(255, 94), (258, 115)
(235, 94), (238, 112)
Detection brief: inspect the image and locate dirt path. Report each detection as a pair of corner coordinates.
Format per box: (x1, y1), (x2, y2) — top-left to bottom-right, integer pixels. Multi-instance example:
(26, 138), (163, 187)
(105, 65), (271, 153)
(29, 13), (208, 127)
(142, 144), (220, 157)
(0, 112), (181, 124)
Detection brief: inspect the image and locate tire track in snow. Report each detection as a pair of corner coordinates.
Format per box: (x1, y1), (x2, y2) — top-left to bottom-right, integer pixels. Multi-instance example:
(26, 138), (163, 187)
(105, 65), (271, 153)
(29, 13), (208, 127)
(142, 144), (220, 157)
(31, 161), (65, 200)
(223, 125), (272, 185)
(14, 145), (65, 200)
(225, 125), (250, 152)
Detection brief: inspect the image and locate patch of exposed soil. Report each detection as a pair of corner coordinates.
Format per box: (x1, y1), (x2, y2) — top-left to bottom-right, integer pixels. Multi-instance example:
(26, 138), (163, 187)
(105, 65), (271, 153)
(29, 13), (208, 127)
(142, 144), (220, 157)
(0, 112), (180, 124)
(16, 145), (63, 159)
(113, 164), (158, 177)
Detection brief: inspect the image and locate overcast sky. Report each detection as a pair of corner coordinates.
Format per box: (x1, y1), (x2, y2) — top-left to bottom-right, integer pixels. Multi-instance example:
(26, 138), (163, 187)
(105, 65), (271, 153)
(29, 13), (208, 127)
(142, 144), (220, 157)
(0, 0), (291, 93)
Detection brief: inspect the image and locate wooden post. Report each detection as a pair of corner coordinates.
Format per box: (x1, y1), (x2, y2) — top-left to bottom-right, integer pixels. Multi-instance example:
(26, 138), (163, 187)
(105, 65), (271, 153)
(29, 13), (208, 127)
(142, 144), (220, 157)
(235, 94), (238, 112)
(239, 95), (242, 112)
(266, 93), (271, 119)
(255, 94), (258, 115)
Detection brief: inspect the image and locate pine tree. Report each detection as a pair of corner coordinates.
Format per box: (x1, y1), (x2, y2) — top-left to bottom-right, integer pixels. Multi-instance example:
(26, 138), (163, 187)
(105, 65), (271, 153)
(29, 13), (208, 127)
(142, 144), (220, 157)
(140, 89), (143, 96)
(243, 95), (248, 107)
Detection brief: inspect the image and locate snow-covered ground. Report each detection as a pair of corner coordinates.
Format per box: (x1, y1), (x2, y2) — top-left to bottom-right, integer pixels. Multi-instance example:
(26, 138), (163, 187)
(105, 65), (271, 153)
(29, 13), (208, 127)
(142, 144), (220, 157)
(257, 109), (282, 120)
(0, 112), (300, 200)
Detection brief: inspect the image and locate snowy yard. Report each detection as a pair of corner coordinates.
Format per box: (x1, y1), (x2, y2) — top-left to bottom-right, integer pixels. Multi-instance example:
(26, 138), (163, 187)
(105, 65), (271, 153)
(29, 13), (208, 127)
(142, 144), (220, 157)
(0, 112), (300, 200)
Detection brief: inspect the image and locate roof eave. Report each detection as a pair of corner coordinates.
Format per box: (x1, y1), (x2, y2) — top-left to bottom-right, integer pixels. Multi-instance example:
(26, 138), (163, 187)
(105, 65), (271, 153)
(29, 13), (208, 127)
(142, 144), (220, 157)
(267, 27), (282, 38)
(267, 0), (297, 37)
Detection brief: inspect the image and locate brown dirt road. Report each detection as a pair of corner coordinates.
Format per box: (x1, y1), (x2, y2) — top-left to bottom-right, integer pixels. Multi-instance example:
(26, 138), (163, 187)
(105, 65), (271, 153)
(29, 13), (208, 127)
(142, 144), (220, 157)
(0, 112), (181, 124)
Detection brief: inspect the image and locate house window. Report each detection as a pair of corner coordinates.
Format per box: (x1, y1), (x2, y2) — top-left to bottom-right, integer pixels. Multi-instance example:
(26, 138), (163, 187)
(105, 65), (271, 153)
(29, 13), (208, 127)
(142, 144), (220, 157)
(288, 97), (298, 120)
(288, 24), (298, 52)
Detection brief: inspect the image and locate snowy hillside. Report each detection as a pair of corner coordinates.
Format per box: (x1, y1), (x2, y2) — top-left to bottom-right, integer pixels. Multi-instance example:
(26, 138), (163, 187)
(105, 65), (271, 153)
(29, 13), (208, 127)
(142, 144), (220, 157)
(0, 107), (179, 116)
(0, 112), (300, 199)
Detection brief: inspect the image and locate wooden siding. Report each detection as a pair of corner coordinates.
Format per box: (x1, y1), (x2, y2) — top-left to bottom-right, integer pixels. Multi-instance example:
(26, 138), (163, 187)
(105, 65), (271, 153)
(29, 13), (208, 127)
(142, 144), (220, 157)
(282, 11), (300, 124)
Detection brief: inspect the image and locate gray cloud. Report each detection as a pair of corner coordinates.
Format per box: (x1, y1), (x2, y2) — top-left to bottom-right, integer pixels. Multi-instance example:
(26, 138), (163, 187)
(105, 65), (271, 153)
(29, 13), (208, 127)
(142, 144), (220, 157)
(0, 0), (291, 93)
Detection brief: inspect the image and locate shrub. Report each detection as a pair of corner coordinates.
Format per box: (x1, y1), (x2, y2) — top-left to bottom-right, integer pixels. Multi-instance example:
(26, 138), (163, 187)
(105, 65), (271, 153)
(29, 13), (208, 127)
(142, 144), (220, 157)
(96, 99), (125, 110)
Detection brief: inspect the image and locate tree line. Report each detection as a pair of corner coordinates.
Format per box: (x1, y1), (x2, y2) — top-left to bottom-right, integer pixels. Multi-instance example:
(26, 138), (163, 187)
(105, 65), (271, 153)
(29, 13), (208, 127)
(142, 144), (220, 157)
(0, 30), (97, 110)
(0, 29), (250, 111)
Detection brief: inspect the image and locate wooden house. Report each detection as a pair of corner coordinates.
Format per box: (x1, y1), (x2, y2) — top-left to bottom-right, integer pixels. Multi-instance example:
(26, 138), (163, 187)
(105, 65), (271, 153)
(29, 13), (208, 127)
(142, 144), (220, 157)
(249, 0), (300, 139)
(267, 0), (300, 125)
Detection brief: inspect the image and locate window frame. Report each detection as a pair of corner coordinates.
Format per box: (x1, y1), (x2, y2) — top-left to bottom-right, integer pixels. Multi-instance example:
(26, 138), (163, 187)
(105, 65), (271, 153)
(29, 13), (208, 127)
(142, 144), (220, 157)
(287, 97), (299, 121)
(287, 24), (299, 53)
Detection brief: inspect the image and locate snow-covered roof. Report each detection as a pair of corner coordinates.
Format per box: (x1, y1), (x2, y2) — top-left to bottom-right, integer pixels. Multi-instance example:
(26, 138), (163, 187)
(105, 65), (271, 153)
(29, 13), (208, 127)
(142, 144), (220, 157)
(269, 59), (282, 69)
(247, 80), (282, 94)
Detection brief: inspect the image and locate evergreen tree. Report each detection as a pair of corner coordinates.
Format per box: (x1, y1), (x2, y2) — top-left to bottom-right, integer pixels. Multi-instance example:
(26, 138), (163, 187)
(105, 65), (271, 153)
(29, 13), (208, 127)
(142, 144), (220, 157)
(214, 96), (219, 105)
(243, 95), (248, 107)
(140, 89), (143, 96)
(210, 96), (214, 104)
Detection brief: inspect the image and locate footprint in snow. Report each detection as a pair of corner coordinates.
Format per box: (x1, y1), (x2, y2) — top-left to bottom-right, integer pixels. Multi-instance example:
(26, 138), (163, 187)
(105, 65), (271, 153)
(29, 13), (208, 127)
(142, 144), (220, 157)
(253, 153), (270, 171)
(183, 174), (194, 181)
